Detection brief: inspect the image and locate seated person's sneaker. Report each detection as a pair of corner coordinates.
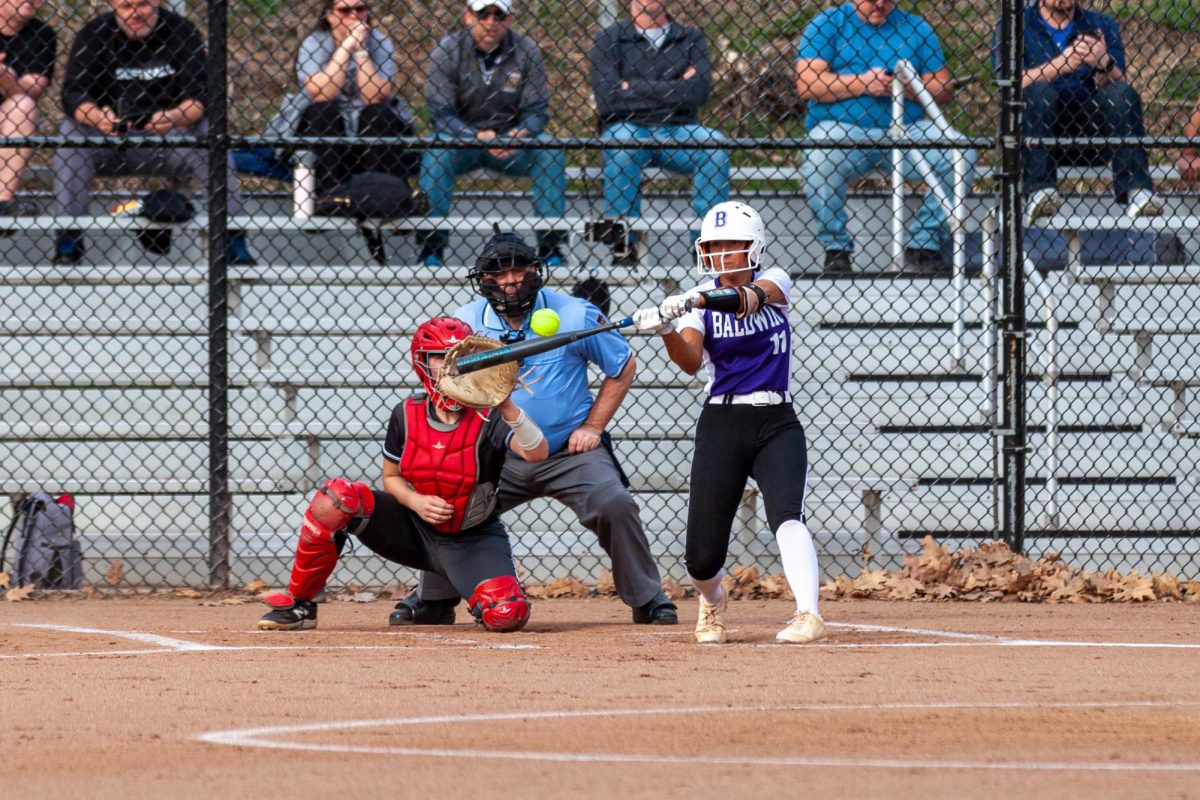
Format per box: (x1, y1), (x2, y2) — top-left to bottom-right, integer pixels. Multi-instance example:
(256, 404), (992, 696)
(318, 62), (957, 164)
(775, 611), (826, 644)
(388, 594), (459, 625)
(419, 248), (445, 267)
(822, 249), (852, 275)
(611, 234), (640, 267)
(694, 591), (728, 644)
(258, 597), (318, 631)
(904, 247), (949, 276)
(227, 232), (257, 266)
(632, 590), (678, 624)
(1023, 187), (1061, 226)
(1126, 190), (1163, 218)
(53, 231), (85, 266)
(539, 248), (565, 268)
(0, 198), (40, 216)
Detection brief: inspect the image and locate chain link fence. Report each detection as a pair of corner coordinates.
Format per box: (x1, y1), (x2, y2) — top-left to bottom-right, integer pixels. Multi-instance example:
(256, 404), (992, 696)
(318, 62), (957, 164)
(1, 0), (1198, 589)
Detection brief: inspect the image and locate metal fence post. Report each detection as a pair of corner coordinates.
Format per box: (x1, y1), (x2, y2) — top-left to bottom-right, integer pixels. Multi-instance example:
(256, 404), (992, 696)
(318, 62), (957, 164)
(997, 0), (1027, 553)
(207, 0), (232, 586)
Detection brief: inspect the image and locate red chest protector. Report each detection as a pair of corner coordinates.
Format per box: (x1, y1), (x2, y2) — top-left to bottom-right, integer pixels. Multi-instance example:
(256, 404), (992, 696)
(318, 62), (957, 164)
(400, 397), (495, 534)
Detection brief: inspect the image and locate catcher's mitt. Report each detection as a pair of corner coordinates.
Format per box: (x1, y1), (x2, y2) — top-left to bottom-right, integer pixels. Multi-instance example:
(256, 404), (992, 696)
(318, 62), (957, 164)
(436, 335), (520, 409)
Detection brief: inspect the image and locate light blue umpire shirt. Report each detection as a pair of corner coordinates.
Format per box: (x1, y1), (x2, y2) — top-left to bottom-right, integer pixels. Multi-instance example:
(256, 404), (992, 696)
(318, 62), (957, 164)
(453, 289), (633, 457)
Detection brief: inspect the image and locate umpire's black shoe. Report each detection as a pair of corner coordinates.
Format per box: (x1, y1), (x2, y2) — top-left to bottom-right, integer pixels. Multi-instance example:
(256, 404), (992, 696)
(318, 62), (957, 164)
(632, 591), (678, 625)
(389, 595), (459, 626)
(258, 598), (317, 631)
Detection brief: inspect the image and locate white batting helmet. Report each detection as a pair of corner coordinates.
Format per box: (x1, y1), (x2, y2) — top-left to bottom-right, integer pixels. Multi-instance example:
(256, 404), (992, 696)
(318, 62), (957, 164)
(694, 200), (767, 275)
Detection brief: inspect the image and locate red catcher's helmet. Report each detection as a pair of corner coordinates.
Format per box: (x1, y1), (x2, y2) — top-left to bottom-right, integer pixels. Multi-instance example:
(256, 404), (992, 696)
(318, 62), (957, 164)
(411, 317), (473, 410)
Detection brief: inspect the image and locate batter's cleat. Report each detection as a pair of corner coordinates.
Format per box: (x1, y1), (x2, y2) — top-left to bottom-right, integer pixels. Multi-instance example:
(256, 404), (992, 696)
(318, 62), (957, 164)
(632, 591), (678, 625)
(388, 595), (459, 626)
(694, 592), (728, 644)
(776, 611), (827, 644)
(257, 598), (317, 631)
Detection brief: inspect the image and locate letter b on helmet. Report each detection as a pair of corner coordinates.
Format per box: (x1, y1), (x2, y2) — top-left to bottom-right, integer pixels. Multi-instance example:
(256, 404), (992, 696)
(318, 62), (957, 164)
(469, 575), (531, 632)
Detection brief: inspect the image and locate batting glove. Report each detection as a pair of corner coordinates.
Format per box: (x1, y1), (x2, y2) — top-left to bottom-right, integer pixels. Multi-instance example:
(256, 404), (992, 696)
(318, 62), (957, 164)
(632, 307), (674, 335)
(659, 293), (692, 322)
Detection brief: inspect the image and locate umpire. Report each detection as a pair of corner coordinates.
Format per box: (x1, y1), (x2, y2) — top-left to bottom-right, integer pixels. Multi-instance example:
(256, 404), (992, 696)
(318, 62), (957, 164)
(393, 230), (678, 625)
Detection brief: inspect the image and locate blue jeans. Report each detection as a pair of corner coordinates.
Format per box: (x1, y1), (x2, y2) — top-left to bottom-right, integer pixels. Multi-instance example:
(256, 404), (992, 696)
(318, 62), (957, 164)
(801, 120), (977, 253)
(601, 122), (730, 220)
(419, 133), (565, 247)
(1022, 80), (1151, 201)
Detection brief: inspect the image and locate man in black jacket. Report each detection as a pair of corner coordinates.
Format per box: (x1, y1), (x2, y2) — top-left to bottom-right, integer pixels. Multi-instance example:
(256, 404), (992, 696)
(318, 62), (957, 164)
(51, 0), (254, 265)
(417, 0), (565, 267)
(588, 0), (729, 266)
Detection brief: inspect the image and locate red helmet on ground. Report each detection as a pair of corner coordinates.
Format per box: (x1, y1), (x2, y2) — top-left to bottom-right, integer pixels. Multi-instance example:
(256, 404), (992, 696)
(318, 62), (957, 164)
(411, 317), (473, 410)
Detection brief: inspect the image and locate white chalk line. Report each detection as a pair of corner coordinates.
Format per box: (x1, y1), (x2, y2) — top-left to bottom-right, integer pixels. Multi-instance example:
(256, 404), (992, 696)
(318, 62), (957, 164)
(5, 623), (543, 659)
(197, 701), (1200, 772)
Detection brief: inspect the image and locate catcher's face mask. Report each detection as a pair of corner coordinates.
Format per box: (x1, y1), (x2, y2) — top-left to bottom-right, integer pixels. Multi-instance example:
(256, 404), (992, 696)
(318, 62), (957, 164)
(411, 316), (473, 411)
(469, 232), (545, 319)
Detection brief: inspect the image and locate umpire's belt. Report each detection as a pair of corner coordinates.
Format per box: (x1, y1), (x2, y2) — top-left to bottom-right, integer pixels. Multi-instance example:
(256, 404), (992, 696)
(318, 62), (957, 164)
(708, 391), (792, 407)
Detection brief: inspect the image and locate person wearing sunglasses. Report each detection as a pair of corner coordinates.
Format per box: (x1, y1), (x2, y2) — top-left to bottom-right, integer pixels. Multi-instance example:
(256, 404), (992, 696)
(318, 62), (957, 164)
(417, 0), (566, 267)
(269, 0), (417, 201)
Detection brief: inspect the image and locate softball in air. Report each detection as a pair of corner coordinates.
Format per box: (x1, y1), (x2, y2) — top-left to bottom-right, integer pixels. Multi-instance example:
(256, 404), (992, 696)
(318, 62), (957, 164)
(530, 308), (561, 337)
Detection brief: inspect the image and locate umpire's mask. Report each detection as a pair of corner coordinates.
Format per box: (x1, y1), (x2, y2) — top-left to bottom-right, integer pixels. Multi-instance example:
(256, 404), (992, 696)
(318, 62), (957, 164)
(468, 231), (545, 320)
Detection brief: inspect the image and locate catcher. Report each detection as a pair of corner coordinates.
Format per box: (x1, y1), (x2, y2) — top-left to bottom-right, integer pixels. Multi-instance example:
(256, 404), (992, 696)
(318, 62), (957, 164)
(257, 316), (547, 633)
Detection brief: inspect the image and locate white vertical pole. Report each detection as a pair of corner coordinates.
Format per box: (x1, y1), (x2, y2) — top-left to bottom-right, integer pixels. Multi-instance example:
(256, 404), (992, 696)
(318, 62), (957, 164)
(890, 70), (906, 274)
(981, 210), (997, 425)
(951, 148), (968, 370)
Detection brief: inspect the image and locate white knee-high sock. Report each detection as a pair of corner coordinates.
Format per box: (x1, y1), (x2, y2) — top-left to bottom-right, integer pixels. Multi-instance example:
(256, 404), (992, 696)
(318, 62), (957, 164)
(776, 519), (820, 616)
(691, 573), (724, 604)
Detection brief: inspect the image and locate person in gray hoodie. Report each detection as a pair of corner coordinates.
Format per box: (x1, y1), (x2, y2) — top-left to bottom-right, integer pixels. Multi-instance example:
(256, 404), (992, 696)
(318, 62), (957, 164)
(418, 0), (565, 266)
(589, 0), (729, 266)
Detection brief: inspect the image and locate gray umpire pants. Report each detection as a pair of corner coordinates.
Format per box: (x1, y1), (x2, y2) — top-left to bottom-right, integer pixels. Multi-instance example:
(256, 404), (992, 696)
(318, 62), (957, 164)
(53, 118), (246, 217)
(417, 446), (664, 608)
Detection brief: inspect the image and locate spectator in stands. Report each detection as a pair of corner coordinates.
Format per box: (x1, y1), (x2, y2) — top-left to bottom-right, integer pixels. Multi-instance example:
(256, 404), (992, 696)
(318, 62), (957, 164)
(0, 0), (55, 217)
(52, 0), (255, 265)
(795, 0), (976, 276)
(1178, 94), (1200, 182)
(1012, 0), (1161, 223)
(418, 0), (565, 267)
(589, 0), (729, 267)
(270, 0), (417, 199)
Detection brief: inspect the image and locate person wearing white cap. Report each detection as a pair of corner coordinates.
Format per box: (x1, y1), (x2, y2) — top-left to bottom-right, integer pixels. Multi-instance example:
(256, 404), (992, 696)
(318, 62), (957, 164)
(417, 0), (566, 267)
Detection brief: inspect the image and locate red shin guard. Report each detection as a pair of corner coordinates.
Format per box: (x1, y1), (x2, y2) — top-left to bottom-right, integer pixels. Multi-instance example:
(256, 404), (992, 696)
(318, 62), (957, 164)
(469, 575), (531, 632)
(287, 532), (338, 601)
(287, 478), (375, 600)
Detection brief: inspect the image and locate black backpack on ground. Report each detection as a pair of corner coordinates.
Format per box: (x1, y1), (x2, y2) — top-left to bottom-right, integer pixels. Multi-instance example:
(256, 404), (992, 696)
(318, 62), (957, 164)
(1, 492), (83, 590)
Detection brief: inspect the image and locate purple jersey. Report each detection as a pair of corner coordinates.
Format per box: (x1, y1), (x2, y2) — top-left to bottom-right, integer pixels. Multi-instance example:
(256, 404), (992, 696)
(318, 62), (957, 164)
(676, 267), (792, 396)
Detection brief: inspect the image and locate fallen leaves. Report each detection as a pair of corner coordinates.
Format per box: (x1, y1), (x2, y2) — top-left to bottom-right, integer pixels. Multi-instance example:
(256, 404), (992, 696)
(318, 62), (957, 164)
(0, 570), (9, 591)
(105, 560), (124, 586)
(819, 537), (1200, 603)
(526, 577), (590, 599)
(6, 584), (35, 602)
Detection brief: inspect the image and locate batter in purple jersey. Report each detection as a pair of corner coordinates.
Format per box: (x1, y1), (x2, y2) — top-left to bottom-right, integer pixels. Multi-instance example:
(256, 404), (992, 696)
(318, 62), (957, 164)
(632, 200), (826, 645)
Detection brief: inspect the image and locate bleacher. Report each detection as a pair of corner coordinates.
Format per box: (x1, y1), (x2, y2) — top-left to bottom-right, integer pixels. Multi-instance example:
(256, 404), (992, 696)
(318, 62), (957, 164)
(5, 174), (1200, 586)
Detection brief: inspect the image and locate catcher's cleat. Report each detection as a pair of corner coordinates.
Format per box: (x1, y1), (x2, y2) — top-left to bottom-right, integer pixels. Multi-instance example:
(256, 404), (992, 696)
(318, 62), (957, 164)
(257, 598), (318, 631)
(776, 611), (827, 644)
(388, 595), (459, 626)
(632, 591), (678, 625)
(694, 592), (728, 644)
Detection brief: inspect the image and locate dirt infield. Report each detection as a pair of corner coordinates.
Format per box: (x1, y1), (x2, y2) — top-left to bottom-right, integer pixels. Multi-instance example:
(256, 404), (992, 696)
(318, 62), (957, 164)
(3, 597), (1199, 799)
